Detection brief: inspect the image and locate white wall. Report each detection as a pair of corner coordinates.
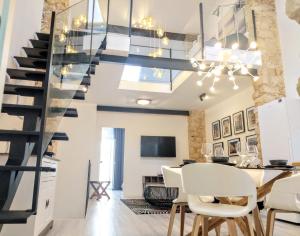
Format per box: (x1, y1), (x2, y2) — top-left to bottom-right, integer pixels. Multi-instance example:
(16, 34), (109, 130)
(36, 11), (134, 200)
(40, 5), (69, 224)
(97, 111), (189, 198)
(0, 0), (16, 107)
(276, 0), (300, 99)
(8, 0), (44, 68)
(54, 102), (99, 219)
(205, 86), (255, 156)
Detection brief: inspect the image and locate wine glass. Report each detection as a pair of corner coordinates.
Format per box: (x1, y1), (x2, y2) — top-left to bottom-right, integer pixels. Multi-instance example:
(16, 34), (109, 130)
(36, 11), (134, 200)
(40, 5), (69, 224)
(201, 143), (213, 162)
(214, 146), (224, 157)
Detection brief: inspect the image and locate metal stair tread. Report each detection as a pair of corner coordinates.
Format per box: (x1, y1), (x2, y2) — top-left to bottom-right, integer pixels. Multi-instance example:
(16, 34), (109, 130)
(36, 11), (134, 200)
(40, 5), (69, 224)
(30, 39), (49, 49)
(23, 47), (48, 59)
(4, 84), (43, 96)
(7, 68), (45, 81)
(36, 32), (49, 41)
(14, 56), (47, 70)
(0, 210), (34, 224)
(1, 104), (42, 115)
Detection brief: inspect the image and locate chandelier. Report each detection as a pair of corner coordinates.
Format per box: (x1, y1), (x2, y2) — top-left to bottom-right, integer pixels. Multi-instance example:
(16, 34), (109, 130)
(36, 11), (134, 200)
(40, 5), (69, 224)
(134, 16), (170, 79)
(190, 41), (260, 92)
(190, 1), (261, 92)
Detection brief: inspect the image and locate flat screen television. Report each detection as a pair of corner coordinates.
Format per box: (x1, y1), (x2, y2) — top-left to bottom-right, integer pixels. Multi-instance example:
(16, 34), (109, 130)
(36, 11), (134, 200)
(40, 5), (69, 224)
(141, 136), (176, 158)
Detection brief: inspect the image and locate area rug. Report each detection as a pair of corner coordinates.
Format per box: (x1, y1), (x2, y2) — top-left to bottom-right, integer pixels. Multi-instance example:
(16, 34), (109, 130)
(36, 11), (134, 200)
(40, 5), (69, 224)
(121, 199), (191, 215)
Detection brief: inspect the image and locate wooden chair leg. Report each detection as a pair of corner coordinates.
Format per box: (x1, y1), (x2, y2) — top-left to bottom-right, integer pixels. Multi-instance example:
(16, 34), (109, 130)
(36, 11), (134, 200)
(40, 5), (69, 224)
(201, 216), (209, 236)
(253, 206), (265, 236)
(167, 204), (178, 236)
(266, 209), (276, 236)
(192, 215), (202, 236)
(227, 219), (238, 236)
(246, 214), (255, 236)
(215, 224), (221, 236)
(180, 205), (185, 236)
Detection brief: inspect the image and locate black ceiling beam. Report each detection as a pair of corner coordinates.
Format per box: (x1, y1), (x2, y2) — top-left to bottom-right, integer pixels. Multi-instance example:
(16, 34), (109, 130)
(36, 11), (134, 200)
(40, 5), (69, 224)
(99, 54), (258, 76)
(99, 54), (197, 71)
(97, 105), (190, 116)
(107, 24), (197, 42)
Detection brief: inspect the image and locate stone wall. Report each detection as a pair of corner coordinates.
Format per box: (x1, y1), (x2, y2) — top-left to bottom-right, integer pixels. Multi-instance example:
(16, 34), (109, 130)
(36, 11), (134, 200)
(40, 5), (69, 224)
(41, 0), (69, 32)
(286, 0), (300, 24)
(188, 110), (206, 162)
(246, 0), (286, 159)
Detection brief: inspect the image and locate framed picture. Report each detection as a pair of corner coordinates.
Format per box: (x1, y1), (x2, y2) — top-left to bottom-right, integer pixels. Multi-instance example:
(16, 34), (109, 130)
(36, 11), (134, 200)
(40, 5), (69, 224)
(212, 120), (221, 140)
(232, 111), (245, 134)
(246, 135), (257, 146)
(221, 116), (232, 138)
(246, 107), (256, 131)
(228, 138), (241, 156)
(213, 142), (224, 156)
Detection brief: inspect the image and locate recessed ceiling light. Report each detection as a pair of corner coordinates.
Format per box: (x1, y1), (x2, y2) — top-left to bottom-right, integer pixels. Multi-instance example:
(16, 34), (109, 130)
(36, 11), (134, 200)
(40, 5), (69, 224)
(136, 99), (151, 106)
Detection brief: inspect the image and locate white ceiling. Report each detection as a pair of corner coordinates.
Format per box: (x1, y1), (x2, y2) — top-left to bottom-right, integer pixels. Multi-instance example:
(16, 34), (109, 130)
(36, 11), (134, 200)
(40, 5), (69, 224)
(86, 62), (253, 111)
(87, 0), (253, 111)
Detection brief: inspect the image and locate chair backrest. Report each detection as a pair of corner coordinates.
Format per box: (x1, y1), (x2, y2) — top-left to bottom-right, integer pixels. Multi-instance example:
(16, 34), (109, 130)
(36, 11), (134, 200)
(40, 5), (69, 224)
(181, 163), (257, 199)
(161, 166), (187, 202)
(243, 169), (264, 187)
(161, 166), (182, 188)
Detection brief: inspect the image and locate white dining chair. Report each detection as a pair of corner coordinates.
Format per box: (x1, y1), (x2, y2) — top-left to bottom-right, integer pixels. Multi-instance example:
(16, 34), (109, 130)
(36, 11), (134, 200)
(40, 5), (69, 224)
(161, 166), (187, 236)
(265, 174), (300, 236)
(161, 166), (216, 236)
(181, 163), (257, 236)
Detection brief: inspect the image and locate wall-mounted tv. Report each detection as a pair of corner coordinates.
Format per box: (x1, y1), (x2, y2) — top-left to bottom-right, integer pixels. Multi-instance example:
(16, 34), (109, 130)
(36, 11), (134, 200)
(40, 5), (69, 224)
(141, 136), (176, 158)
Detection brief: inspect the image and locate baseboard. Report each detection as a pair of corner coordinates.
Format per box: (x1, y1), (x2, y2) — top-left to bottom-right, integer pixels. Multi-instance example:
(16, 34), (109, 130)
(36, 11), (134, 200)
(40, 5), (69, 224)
(39, 220), (54, 236)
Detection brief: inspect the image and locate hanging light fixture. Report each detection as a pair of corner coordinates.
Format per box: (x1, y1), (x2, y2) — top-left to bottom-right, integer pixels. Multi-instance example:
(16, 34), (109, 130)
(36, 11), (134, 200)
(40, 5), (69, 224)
(191, 2), (260, 92)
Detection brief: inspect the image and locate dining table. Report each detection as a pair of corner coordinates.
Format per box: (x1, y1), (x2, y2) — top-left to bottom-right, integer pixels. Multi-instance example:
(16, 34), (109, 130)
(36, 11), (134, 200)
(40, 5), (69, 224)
(168, 165), (299, 236)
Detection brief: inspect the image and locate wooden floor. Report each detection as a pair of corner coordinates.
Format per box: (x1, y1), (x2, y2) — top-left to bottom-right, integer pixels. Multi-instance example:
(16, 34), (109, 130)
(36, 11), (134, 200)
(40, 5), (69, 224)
(47, 191), (300, 236)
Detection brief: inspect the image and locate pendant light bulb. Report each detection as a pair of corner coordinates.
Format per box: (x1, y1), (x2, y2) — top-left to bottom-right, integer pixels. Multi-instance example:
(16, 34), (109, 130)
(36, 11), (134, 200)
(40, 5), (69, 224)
(157, 27), (164, 38)
(233, 84), (239, 90)
(214, 77), (220, 82)
(214, 41), (222, 49)
(197, 80), (203, 86)
(241, 66), (249, 75)
(199, 63), (206, 71)
(250, 41), (257, 49)
(162, 36), (169, 46)
(197, 71), (203, 76)
(231, 42), (239, 50)
(253, 76), (260, 82)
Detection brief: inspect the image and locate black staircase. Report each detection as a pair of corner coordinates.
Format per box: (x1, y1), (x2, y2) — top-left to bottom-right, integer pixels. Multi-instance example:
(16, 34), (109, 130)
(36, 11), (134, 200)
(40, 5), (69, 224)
(0, 0), (105, 225)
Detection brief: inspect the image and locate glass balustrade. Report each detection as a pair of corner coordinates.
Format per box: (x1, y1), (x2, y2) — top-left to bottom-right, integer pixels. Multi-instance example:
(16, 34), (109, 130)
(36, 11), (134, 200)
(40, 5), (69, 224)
(42, 0), (108, 153)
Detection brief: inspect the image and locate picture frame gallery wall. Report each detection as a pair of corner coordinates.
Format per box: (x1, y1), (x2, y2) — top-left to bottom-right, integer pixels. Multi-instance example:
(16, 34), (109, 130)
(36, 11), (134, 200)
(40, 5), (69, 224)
(205, 87), (256, 157)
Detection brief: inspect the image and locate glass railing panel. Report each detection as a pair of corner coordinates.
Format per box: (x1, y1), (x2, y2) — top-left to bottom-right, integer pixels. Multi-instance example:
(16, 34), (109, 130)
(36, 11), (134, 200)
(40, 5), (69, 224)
(42, 0), (108, 153)
(128, 0), (199, 60)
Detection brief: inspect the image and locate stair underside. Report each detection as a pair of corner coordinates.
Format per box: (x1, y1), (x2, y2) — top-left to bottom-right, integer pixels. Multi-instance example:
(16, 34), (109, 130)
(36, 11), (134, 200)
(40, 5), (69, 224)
(0, 210), (34, 224)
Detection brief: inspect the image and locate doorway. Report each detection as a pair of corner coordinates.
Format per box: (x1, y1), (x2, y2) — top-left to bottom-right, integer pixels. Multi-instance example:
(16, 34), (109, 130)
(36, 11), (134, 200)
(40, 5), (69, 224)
(99, 127), (125, 191)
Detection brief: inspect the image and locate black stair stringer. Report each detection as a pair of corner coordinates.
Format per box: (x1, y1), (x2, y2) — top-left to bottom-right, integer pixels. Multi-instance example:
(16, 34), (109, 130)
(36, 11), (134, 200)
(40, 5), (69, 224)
(0, 141), (35, 210)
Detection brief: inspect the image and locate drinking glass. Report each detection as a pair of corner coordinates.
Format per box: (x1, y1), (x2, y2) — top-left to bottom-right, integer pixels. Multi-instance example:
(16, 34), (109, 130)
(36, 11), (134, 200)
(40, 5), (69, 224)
(201, 143), (213, 162)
